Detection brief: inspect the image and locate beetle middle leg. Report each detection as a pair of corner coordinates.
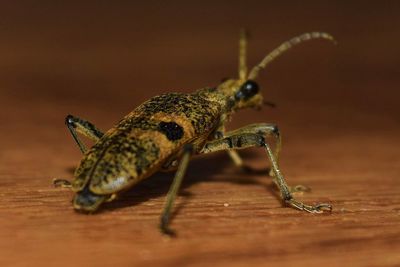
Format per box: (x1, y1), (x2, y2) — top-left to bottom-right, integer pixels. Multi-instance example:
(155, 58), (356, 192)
(201, 128), (332, 213)
(160, 144), (194, 236)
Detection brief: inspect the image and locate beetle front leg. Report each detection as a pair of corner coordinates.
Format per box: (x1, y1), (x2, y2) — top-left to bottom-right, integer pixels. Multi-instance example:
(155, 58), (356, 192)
(223, 124), (310, 193)
(160, 144), (194, 236)
(201, 131), (332, 214)
(262, 142), (331, 212)
(226, 123), (281, 175)
(65, 114), (104, 154)
(213, 130), (261, 173)
(216, 123), (281, 174)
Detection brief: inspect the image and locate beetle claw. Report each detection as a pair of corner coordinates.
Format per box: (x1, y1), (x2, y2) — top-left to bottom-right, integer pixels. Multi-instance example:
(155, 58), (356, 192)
(160, 226), (177, 237)
(287, 198), (333, 213)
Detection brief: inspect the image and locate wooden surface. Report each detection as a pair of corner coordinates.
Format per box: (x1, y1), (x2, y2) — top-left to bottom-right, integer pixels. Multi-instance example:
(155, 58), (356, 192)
(0, 2), (399, 267)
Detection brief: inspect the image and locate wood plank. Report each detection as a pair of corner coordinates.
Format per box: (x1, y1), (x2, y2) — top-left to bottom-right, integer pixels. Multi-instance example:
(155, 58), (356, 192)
(0, 2), (399, 267)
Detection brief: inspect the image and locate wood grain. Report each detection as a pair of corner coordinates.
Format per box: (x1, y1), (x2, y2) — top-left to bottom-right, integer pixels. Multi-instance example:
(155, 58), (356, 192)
(0, 2), (399, 267)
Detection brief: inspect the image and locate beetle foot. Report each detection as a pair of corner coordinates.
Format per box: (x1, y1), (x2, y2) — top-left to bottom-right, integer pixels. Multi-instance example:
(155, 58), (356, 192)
(287, 198), (332, 213)
(160, 216), (177, 237)
(160, 226), (177, 237)
(53, 178), (72, 188)
(160, 223), (176, 237)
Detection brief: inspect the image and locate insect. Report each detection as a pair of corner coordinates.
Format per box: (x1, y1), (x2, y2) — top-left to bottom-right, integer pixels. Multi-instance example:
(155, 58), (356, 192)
(54, 30), (335, 235)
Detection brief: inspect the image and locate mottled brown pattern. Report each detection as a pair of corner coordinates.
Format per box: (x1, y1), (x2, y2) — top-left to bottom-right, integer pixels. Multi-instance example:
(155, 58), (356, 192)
(132, 91), (223, 134)
(88, 136), (160, 194)
(71, 88), (227, 209)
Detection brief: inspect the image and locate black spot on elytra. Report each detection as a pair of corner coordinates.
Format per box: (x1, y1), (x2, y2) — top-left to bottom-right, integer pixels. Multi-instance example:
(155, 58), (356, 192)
(135, 92), (219, 135)
(158, 121), (184, 141)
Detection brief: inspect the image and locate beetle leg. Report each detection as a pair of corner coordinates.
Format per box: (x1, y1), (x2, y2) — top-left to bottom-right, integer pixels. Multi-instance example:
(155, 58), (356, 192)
(65, 114), (104, 153)
(53, 178), (72, 188)
(54, 115), (105, 188)
(222, 124), (309, 191)
(214, 130), (257, 172)
(224, 123), (281, 175)
(160, 144), (194, 236)
(227, 150), (270, 174)
(160, 157), (179, 172)
(229, 149), (309, 193)
(201, 131), (332, 214)
(289, 184), (311, 194)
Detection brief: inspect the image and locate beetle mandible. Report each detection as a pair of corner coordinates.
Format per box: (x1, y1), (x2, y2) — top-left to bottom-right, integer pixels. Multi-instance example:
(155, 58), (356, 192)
(54, 31), (335, 235)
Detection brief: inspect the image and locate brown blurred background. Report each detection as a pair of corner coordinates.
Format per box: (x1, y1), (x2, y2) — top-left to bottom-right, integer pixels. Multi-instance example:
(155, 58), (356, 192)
(0, 1), (399, 267)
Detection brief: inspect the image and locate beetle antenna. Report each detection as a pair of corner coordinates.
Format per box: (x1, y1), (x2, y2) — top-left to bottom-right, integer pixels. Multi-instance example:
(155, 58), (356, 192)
(248, 32), (336, 80)
(238, 28), (248, 81)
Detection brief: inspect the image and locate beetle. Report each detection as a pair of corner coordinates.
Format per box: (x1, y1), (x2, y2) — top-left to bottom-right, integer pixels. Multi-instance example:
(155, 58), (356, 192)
(54, 31), (335, 235)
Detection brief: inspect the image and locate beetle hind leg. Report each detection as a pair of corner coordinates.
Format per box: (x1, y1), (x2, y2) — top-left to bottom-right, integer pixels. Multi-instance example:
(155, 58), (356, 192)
(53, 178), (72, 188)
(54, 115), (105, 189)
(65, 114), (104, 154)
(289, 184), (311, 194)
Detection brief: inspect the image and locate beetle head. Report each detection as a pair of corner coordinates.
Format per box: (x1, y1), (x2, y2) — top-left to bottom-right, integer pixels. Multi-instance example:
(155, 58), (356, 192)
(217, 78), (263, 111)
(218, 30), (335, 112)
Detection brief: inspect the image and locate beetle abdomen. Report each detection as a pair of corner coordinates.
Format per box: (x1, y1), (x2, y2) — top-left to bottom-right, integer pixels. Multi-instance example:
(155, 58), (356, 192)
(73, 91), (222, 195)
(73, 131), (168, 193)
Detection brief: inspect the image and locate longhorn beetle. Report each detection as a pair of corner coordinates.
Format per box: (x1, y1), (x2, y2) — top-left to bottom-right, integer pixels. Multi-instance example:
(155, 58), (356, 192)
(54, 31), (335, 235)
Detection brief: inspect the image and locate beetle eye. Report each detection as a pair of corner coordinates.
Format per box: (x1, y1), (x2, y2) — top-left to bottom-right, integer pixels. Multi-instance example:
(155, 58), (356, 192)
(235, 80), (259, 100)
